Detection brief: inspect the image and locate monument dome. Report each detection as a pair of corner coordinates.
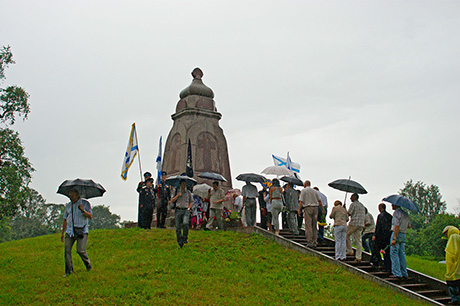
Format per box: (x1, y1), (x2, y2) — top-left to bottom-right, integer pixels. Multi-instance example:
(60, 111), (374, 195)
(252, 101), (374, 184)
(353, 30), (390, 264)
(179, 68), (214, 99)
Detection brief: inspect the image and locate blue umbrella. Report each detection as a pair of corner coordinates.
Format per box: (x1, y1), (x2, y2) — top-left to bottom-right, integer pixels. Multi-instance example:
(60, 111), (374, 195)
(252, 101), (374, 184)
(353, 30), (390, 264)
(382, 194), (419, 212)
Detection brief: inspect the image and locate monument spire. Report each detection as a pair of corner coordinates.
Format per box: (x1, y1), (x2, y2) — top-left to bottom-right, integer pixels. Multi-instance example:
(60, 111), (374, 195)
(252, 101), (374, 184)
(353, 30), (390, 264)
(162, 68), (232, 189)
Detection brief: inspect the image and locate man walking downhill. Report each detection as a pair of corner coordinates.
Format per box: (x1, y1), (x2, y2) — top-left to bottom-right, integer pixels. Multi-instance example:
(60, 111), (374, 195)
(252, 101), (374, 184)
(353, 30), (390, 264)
(346, 193), (366, 262)
(170, 180), (193, 248)
(61, 189), (93, 277)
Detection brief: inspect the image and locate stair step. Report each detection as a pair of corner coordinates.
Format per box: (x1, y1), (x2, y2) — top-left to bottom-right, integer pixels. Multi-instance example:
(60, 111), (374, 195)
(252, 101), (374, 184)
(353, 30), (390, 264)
(432, 296), (451, 302)
(354, 265), (374, 270)
(383, 277), (414, 283)
(401, 283), (428, 289)
(415, 290), (445, 296)
(369, 271), (392, 276)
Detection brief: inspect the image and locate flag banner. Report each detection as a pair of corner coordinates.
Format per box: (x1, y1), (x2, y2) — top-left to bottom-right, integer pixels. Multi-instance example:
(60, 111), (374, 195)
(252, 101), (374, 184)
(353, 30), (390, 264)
(272, 154), (300, 173)
(156, 136), (162, 186)
(121, 123), (138, 181)
(286, 152), (293, 171)
(186, 138), (193, 177)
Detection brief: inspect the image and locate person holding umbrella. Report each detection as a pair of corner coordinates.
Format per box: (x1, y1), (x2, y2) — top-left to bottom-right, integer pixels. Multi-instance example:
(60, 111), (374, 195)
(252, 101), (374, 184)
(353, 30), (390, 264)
(381, 194), (418, 279)
(270, 178), (284, 236)
(170, 179), (193, 248)
(242, 181), (258, 227)
(346, 193), (366, 262)
(390, 203), (410, 279)
(61, 189), (93, 277)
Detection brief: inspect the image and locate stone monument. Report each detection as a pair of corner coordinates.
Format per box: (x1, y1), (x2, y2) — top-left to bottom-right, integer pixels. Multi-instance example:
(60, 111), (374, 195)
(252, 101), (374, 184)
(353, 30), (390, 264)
(162, 68), (232, 189)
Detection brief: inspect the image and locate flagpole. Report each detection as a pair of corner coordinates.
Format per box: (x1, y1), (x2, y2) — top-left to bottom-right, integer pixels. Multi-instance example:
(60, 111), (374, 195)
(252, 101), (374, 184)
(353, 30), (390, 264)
(134, 123), (143, 181)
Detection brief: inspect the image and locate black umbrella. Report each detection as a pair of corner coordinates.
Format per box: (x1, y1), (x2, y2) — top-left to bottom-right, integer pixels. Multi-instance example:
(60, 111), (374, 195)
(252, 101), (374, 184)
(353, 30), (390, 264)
(383, 194), (419, 212)
(280, 175), (303, 186)
(198, 172), (227, 182)
(165, 175), (197, 188)
(57, 178), (106, 199)
(328, 178), (367, 194)
(236, 173), (267, 183)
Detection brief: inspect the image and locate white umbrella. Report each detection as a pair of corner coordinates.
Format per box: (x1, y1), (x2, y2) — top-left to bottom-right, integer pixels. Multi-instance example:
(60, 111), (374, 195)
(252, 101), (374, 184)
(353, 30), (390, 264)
(261, 165), (292, 176)
(193, 183), (212, 199)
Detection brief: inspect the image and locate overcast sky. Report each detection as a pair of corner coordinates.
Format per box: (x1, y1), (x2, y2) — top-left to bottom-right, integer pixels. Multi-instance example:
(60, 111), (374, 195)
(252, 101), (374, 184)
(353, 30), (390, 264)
(2, 1), (459, 222)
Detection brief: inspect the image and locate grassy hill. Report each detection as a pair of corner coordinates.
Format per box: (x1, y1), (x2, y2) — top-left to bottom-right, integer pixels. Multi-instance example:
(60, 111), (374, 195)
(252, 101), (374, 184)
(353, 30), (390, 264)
(1, 228), (426, 305)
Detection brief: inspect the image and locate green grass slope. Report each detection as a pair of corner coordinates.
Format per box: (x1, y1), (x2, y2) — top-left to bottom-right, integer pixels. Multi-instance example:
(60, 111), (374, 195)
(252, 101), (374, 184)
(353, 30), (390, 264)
(1, 229), (425, 306)
(407, 255), (446, 281)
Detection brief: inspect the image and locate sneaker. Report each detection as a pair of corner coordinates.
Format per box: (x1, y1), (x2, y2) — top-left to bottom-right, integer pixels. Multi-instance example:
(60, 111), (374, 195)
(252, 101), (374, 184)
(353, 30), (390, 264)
(86, 264), (92, 272)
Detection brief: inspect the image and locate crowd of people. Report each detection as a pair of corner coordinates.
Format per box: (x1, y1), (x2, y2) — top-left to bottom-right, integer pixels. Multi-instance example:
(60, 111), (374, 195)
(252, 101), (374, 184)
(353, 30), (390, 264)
(59, 173), (460, 304)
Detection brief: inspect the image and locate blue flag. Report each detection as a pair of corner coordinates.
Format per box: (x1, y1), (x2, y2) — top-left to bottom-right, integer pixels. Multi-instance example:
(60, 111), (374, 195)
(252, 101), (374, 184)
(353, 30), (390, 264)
(156, 136), (162, 186)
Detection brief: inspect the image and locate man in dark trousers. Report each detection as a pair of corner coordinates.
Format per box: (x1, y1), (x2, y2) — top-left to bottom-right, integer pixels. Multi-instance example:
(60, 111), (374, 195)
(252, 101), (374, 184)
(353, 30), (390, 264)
(61, 189), (93, 277)
(157, 171), (171, 228)
(137, 173), (156, 229)
(372, 202), (393, 270)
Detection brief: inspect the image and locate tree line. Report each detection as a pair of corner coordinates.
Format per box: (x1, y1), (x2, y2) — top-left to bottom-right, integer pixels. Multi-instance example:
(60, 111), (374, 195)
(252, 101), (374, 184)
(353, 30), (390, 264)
(401, 179), (459, 259)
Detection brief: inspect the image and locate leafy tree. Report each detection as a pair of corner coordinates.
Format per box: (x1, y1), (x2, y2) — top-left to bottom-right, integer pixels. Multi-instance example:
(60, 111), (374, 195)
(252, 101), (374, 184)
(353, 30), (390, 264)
(91, 205), (121, 230)
(399, 179), (446, 228)
(0, 45), (30, 125)
(405, 213), (460, 259)
(0, 128), (34, 219)
(9, 189), (51, 240)
(0, 45), (33, 222)
(399, 180), (452, 258)
(42, 203), (65, 233)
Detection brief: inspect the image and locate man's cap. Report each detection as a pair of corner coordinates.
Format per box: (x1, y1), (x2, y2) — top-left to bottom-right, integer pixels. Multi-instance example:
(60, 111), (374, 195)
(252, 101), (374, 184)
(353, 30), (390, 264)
(144, 172), (152, 178)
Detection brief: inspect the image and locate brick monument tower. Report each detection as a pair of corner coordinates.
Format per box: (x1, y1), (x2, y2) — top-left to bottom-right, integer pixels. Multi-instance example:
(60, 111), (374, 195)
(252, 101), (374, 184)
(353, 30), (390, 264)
(162, 68), (232, 189)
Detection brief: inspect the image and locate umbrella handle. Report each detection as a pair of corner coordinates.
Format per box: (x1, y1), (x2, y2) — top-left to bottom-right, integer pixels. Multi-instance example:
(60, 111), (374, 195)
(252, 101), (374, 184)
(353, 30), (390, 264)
(343, 176), (351, 206)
